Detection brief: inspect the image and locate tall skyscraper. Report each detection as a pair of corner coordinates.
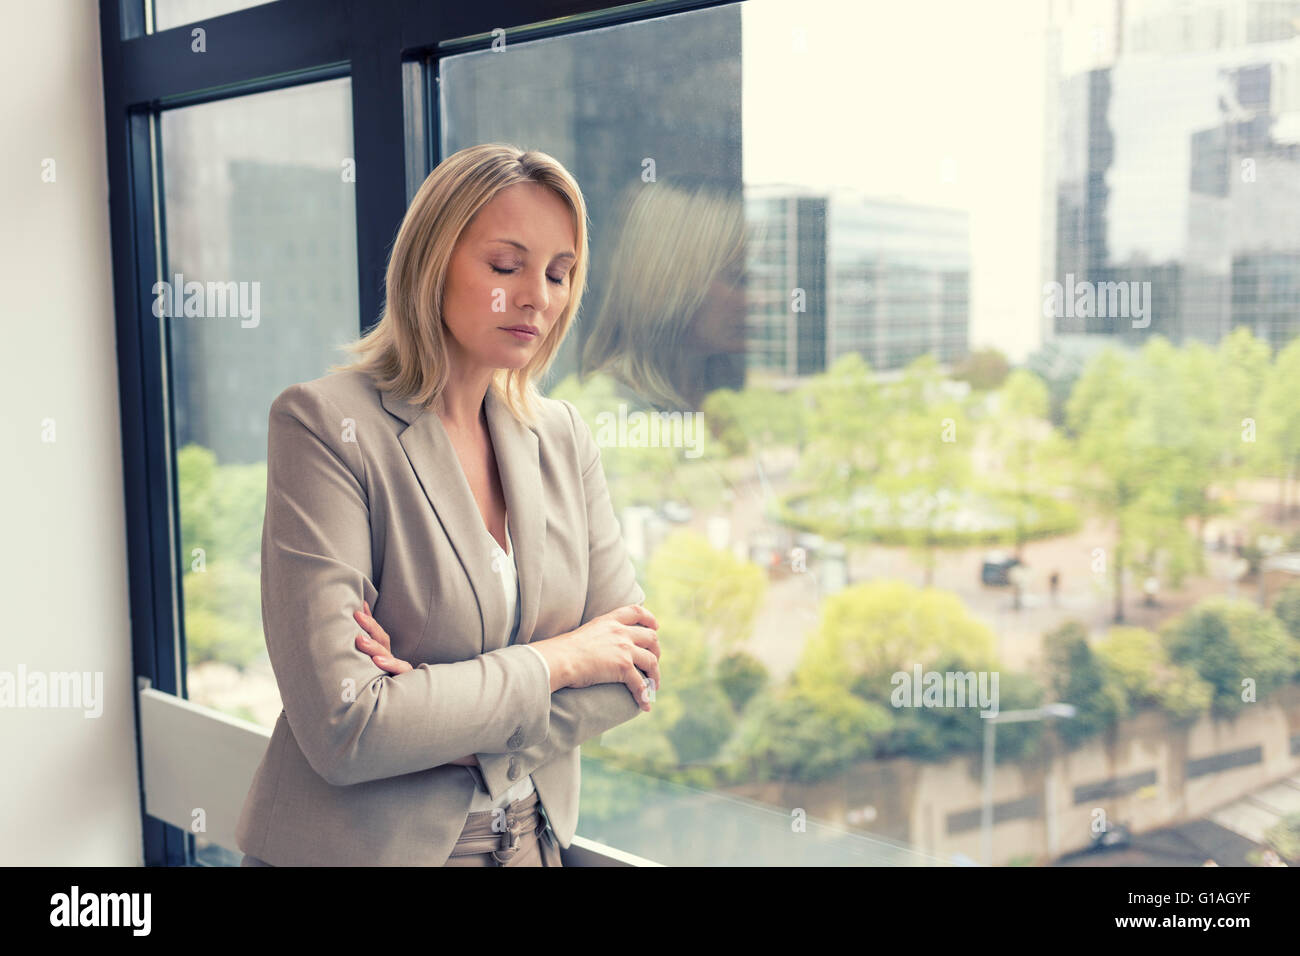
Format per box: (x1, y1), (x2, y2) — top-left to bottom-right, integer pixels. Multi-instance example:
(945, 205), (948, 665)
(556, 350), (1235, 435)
(745, 185), (970, 377)
(1048, 0), (1300, 351)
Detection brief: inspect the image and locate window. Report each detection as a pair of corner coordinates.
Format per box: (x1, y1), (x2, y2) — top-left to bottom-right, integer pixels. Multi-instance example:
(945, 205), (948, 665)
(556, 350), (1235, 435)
(160, 78), (358, 735)
(107, 0), (1300, 870)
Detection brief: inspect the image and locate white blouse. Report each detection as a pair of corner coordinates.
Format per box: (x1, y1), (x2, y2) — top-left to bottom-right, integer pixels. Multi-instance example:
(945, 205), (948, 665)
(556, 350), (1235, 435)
(465, 512), (551, 810)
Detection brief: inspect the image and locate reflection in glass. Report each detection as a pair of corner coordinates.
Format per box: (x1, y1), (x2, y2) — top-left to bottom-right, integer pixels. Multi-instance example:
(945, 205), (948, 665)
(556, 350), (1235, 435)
(435, 0), (1300, 867)
(581, 181), (748, 413)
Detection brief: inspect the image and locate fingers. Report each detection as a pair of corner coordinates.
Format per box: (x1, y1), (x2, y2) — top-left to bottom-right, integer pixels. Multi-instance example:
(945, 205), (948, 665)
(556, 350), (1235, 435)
(352, 606), (409, 674)
(356, 633), (412, 675)
(611, 604), (658, 631)
(605, 608), (659, 709)
(625, 624), (661, 660)
(353, 606), (392, 653)
(624, 666), (653, 712)
(630, 646), (660, 702)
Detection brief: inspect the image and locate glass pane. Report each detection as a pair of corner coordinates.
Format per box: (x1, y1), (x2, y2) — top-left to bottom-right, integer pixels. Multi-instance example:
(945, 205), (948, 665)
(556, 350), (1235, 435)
(441, 0), (1300, 868)
(151, 0), (277, 33)
(159, 77), (357, 757)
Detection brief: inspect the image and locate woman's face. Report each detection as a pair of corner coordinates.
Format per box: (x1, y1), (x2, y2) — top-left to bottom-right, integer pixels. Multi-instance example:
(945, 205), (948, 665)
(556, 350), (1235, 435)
(685, 254), (747, 355)
(441, 181), (577, 374)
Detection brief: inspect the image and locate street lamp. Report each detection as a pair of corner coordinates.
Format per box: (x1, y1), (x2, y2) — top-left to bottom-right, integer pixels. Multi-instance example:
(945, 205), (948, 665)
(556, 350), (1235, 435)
(980, 703), (1077, 867)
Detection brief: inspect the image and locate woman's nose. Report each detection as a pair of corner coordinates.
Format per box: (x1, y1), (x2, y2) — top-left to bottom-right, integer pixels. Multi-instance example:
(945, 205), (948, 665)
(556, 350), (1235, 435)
(516, 270), (550, 312)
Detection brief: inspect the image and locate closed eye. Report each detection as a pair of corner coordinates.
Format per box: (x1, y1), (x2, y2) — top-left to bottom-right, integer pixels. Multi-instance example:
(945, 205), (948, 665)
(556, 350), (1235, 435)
(491, 264), (566, 286)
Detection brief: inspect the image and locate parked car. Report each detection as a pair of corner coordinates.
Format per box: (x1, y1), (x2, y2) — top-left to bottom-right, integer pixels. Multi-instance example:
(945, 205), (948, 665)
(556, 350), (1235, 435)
(1089, 821), (1132, 852)
(981, 550), (1023, 586)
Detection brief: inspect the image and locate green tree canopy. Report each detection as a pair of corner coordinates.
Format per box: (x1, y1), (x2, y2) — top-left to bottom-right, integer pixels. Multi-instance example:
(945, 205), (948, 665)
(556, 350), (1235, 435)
(645, 529), (767, 654)
(795, 578), (998, 699)
(1042, 620), (1127, 747)
(1160, 597), (1300, 716)
(1094, 625), (1213, 720)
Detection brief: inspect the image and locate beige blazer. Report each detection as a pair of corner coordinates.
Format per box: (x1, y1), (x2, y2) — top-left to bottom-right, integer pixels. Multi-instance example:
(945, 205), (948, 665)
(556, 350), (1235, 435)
(234, 367), (646, 865)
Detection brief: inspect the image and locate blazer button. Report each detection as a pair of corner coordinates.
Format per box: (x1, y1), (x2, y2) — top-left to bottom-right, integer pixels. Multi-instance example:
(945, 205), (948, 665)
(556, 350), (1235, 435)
(507, 726), (524, 750)
(507, 757), (520, 781)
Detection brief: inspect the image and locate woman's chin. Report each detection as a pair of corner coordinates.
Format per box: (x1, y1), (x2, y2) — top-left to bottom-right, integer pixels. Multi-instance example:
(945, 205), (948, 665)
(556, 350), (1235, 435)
(490, 352), (534, 371)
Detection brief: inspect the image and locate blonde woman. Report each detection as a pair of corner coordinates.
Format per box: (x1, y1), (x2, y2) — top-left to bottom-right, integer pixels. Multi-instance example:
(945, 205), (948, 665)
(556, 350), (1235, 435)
(235, 144), (661, 867)
(581, 180), (747, 412)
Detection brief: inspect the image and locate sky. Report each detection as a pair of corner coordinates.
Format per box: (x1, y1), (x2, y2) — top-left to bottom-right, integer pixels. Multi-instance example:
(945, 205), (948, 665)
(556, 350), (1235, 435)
(741, 0), (1057, 363)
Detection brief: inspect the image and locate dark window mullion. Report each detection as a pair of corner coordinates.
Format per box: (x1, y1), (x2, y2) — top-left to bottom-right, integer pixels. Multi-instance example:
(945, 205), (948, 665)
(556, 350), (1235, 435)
(105, 0), (188, 862)
(120, 0), (351, 107)
(350, 0), (408, 335)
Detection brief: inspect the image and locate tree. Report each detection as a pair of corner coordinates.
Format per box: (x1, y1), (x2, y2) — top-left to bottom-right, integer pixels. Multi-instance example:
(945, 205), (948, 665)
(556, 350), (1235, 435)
(952, 347), (1011, 391)
(1133, 338), (1223, 576)
(731, 681), (892, 782)
(176, 443), (266, 574)
(599, 614), (725, 767)
(875, 649), (1046, 761)
(176, 444), (267, 670)
(668, 680), (738, 764)
(1066, 348), (1155, 623)
(874, 354), (973, 586)
(700, 384), (805, 459)
(983, 369), (1071, 558)
(550, 371), (692, 507)
(1161, 597), (1300, 717)
(645, 530), (766, 654)
(1257, 338), (1300, 521)
(600, 533), (769, 769)
(1066, 343), (1205, 621)
(1262, 812), (1300, 865)
(1272, 582), (1300, 648)
(716, 650), (769, 712)
(1094, 626), (1213, 720)
(1042, 621), (1127, 747)
(1216, 327), (1271, 482)
(791, 352), (885, 504)
(1024, 339), (1104, 430)
(795, 578), (998, 697)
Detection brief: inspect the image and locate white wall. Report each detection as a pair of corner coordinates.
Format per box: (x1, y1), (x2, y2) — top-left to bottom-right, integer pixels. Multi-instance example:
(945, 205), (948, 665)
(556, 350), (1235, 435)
(0, 0), (144, 864)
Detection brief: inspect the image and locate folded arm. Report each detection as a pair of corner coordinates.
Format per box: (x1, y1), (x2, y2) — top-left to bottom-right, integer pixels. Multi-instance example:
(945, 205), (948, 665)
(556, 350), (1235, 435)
(262, 383), (552, 787)
(474, 398), (648, 802)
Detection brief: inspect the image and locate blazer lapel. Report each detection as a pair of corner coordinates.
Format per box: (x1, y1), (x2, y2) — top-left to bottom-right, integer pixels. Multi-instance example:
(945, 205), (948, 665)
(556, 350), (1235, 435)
(380, 383), (546, 655)
(483, 387), (546, 650)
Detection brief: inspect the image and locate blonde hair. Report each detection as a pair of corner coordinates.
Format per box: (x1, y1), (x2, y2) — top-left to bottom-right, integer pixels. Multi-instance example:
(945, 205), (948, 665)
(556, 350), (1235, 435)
(331, 143), (590, 425)
(580, 181), (745, 410)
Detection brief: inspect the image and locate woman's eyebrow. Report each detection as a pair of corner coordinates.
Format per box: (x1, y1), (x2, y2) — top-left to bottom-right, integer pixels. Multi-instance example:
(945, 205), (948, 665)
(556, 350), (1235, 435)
(489, 238), (575, 261)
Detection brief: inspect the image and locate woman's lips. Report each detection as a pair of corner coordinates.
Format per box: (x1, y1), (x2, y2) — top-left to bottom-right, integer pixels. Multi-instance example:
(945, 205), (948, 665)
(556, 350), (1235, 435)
(500, 326), (538, 340)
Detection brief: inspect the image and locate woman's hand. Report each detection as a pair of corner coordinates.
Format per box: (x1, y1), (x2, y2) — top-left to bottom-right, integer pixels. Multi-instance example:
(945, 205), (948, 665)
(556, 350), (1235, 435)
(354, 601), (411, 674)
(354, 601), (477, 767)
(532, 605), (661, 712)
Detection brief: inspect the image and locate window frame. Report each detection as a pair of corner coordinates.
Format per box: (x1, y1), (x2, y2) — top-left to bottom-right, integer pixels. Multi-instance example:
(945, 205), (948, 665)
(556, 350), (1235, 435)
(100, 0), (731, 867)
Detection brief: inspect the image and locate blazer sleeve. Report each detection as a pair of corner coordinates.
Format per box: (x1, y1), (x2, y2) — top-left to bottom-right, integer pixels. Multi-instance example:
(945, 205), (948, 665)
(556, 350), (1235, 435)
(261, 383), (552, 787)
(474, 398), (647, 803)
